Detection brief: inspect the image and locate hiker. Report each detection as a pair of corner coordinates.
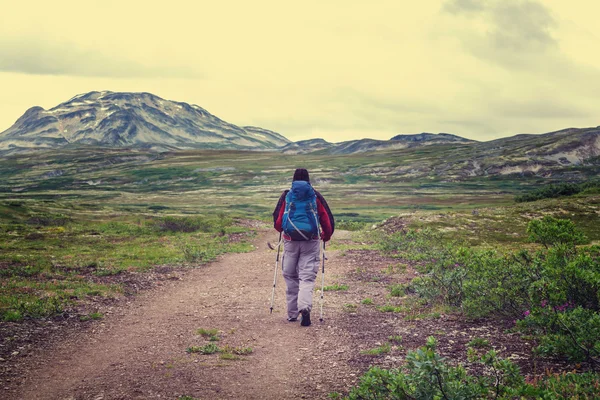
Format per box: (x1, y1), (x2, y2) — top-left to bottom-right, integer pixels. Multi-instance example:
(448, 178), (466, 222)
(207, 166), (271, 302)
(273, 168), (335, 326)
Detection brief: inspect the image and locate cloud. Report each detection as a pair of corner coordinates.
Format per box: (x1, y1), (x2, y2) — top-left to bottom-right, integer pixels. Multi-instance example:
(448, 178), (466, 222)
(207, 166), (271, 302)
(494, 98), (591, 120)
(490, 1), (557, 51)
(442, 0), (557, 59)
(0, 38), (200, 78)
(443, 0), (487, 14)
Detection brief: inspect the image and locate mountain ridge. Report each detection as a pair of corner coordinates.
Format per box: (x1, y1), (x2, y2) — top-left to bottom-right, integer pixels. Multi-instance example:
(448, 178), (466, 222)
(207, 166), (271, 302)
(1, 92), (599, 176)
(0, 91), (291, 155)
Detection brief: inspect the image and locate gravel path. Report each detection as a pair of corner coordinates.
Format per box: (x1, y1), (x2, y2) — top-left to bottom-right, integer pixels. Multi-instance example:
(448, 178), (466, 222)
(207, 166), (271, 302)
(9, 230), (360, 400)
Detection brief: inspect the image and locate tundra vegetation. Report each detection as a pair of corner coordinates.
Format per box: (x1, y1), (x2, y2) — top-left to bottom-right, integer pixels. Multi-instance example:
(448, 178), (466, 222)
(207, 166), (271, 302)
(340, 207), (600, 397)
(0, 147), (599, 397)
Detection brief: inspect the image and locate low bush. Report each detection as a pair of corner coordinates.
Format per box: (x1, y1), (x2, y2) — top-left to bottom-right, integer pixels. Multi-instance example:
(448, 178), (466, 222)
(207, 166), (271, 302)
(344, 337), (600, 399)
(514, 181), (600, 203)
(380, 217), (600, 365)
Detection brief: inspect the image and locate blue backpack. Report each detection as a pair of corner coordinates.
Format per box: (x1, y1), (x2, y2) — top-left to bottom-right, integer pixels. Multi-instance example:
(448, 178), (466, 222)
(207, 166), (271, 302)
(282, 181), (319, 240)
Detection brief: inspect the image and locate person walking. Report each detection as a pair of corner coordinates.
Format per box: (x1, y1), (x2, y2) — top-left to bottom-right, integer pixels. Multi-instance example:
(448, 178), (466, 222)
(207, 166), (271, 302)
(272, 168), (334, 326)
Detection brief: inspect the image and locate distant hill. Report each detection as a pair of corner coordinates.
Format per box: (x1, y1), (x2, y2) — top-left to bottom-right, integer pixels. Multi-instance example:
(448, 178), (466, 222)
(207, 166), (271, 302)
(1, 92), (599, 181)
(281, 133), (475, 155)
(0, 91), (290, 154)
(280, 139), (334, 154)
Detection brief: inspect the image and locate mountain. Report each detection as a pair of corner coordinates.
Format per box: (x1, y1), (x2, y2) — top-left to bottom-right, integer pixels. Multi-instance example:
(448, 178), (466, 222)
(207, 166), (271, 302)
(280, 138), (334, 154)
(0, 91), (290, 154)
(462, 127), (600, 177)
(2, 91), (599, 181)
(390, 132), (471, 143)
(280, 133), (475, 155)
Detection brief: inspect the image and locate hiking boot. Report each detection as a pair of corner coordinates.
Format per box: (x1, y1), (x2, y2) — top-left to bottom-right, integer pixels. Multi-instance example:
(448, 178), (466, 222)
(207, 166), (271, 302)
(300, 309), (311, 327)
(287, 316), (297, 322)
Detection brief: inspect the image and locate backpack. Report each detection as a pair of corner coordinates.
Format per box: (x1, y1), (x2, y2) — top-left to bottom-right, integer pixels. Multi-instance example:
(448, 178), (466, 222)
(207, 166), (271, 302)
(282, 181), (319, 240)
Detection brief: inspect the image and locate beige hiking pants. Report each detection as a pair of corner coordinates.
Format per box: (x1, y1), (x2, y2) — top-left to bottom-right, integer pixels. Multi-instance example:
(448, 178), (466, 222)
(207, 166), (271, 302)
(282, 239), (321, 318)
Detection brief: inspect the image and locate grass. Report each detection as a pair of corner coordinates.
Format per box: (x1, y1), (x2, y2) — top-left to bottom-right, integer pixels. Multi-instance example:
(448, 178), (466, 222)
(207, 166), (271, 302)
(323, 284), (349, 291)
(196, 328), (219, 337)
(361, 298), (374, 305)
(467, 338), (491, 349)
(388, 335), (402, 344)
(187, 343), (220, 355)
(0, 209), (254, 321)
(79, 312), (104, 321)
(1, 147), (599, 324)
(377, 305), (405, 313)
(186, 343), (253, 357)
(0, 278), (119, 321)
(360, 343), (391, 356)
(220, 345), (253, 355)
(219, 353), (241, 360)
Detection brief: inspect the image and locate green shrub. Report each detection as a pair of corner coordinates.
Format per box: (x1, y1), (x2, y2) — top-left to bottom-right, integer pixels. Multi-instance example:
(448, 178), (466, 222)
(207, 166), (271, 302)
(381, 218), (600, 364)
(345, 337), (600, 399)
(389, 284), (406, 297)
(514, 181), (600, 203)
(527, 216), (587, 248)
(346, 337), (523, 399)
(518, 306), (600, 363)
(520, 372), (600, 398)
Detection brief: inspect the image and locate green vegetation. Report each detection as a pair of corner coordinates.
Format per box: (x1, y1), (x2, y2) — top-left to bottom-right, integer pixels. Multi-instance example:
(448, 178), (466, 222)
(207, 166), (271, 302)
(380, 217), (600, 364)
(187, 343), (252, 357)
(186, 343), (220, 355)
(343, 303), (358, 312)
(388, 335), (402, 345)
(323, 284), (349, 291)
(344, 196), (600, 398)
(79, 312), (104, 321)
(0, 209), (253, 321)
(220, 345), (253, 355)
(515, 180), (600, 202)
(467, 338), (491, 349)
(2, 147), (600, 397)
(196, 328), (219, 337)
(389, 284), (407, 297)
(219, 352), (240, 361)
(360, 343), (391, 356)
(345, 337), (600, 399)
(377, 305), (405, 313)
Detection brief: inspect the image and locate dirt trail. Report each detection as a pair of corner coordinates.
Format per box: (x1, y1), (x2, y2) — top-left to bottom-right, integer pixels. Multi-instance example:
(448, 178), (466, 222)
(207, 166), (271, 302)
(9, 230), (360, 400)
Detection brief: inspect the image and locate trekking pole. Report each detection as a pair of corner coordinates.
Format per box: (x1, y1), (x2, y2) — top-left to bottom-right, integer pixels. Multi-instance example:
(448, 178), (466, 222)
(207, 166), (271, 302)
(269, 231), (282, 314)
(319, 241), (326, 322)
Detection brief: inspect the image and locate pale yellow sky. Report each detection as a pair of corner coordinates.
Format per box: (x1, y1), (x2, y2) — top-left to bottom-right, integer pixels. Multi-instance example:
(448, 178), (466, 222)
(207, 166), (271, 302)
(0, 0), (599, 142)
